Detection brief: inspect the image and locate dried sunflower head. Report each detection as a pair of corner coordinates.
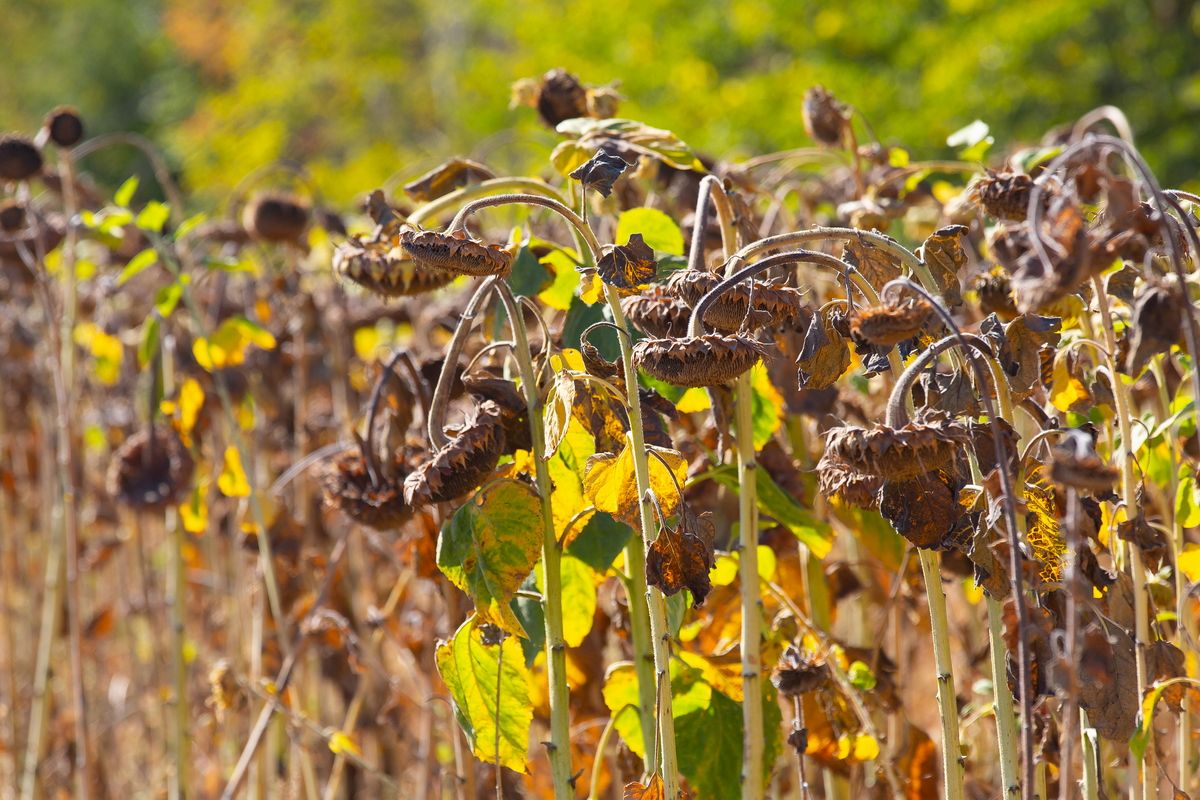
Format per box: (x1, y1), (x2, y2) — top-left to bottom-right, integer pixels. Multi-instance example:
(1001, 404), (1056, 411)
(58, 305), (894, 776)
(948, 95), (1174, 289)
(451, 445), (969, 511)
(318, 446), (414, 531)
(536, 68), (589, 127)
(42, 106), (84, 148)
(400, 227), (513, 278)
(403, 401), (505, 505)
(106, 426), (195, 511)
(1049, 437), (1118, 493)
(974, 269), (1018, 319)
(632, 334), (767, 388)
(823, 412), (970, 482)
(848, 296), (932, 347)
(879, 471), (962, 549)
(0, 200), (26, 233)
(771, 645), (830, 697)
(0, 134), (43, 182)
(802, 86), (848, 146)
(815, 450), (882, 508)
(333, 235), (454, 298)
(242, 193), (311, 245)
(621, 285), (692, 338)
(462, 372), (532, 454)
(667, 269), (803, 332)
(973, 171), (1034, 221)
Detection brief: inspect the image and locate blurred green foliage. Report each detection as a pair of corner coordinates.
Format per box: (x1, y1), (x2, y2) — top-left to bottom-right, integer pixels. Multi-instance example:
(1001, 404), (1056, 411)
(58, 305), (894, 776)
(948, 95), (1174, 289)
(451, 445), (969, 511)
(4, 0), (1198, 202)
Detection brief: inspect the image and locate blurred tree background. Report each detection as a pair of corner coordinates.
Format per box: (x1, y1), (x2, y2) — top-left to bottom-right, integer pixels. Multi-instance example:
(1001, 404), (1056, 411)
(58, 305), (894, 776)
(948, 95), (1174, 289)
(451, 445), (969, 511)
(4, 0), (1199, 203)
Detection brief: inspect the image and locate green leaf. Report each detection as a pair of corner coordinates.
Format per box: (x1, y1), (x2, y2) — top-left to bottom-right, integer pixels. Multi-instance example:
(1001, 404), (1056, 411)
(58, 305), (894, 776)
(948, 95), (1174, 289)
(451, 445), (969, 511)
(114, 176), (139, 208)
(676, 686), (780, 799)
(508, 246), (553, 298)
(615, 207), (685, 256)
(537, 555), (596, 647)
(136, 201), (170, 233)
(138, 315), (160, 370)
(536, 248), (582, 312)
(435, 615), (533, 773)
(174, 212), (208, 240)
(437, 479), (545, 637)
(205, 254), (259, 274)
(602, 660), (713, 760)
(154, 281), (184, 317)
(848, 660), (877, 691)
(117, 248), (159, 286)
(1176, 474), (1200, 529)
(710, 466), (833, 557)
(565, 511), (632, 572)
(749, 363), (783, 449)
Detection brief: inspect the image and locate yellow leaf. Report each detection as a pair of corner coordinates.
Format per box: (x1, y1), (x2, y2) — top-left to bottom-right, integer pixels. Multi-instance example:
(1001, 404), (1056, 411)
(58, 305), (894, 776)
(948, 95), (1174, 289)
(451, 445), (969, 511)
(580, 272), (604, 305)
(217, 446), (251, 497)
(178, 378), (205, 446)
(1179, 545), (1200, 583)
(542, 370), (576, 460)
(676, 387), (711, 413)
(179, 482), (208, 534)
(835, 733), (880, 761)
(328, 730), (361, 758)
(192, 317), (276, 372)
(583, 441), (687, 527)
(1049, 354), (1089, 413)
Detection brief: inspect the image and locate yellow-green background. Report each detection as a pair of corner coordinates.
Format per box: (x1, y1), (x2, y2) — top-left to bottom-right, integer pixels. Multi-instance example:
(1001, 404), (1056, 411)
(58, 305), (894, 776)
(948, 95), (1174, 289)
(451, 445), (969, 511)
(4, 0), (1198, 200)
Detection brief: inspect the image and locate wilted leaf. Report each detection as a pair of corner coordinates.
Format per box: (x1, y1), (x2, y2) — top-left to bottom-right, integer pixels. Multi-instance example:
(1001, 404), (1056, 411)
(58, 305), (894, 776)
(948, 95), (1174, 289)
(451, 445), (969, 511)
(1049, 353), (1090, 413)
(1024, 482), (1065, 583)
(569, 146), (634, 197)
(797, 307), (851, 390)
(583, 442), (687, 527)
(193, 316), (277, 372)
(843, 233), (902, 287)
(436, 616), (532, 773)
(623, 774), (666, 800)
(919, 225), (967, 308)
(596, 233), (657, 294)
(557, 117), (706, 172)
(646, 507), (715, 606)
(403, 157), (494, 202)
(1079, 623), (1138, 742)
(542, 370), (576, 460)
(437, 479), (545, 636)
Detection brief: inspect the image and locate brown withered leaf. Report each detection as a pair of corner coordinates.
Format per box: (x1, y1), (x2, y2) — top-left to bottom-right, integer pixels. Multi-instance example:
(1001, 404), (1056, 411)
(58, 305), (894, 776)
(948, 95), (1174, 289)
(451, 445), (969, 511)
(1079, 623), (1138, 741)
(646, 506), (715, 607)
(879, 471), (961, 549)
(843, 232), (902, 287)
(597, 233), (657, 294)
(771, 644), (830, 697)
(623, 774), (667, 800)
(797, 306), (852, 389)
(1145, 640), (1197, 713)
(981, 313), (1062, 400)
(918, 224), (967, 307)
(1124, 278), (1186, 375)
(402, 158), (495, 202)
(570, 146), (635, 197)
(897, 725), (940, 800)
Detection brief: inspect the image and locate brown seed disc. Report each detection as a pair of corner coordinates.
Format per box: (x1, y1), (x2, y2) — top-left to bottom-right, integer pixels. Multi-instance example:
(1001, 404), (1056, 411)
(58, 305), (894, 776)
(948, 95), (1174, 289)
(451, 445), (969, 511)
(536, 68), (590, 128)
(106, 427), (195, 511)
(462, 373), (532, 454)
(317, 449), (412, 531)
(333, 237), (455, 298)
(974, 271), (1018, 318)
(772, 645), (831, 697)
(44, 106), (85, 148)
(0, 200), (26, 233)
(632, 334), (767, 388)
(242, 193), (311, 244)
(401, 227), (513, 278)
(879, 472), (960, 549)
(667, 269), (803, 332)
(0, 135), (43, 182)
(974, 171), (1034, 221)
(823, 413), (970, 482)
(848, 297), (933, 346)
(802, 85), (847, 147)
(621, 285), (692, 338)
(815, 451), (882, 508)
(404, 401), (505, 505)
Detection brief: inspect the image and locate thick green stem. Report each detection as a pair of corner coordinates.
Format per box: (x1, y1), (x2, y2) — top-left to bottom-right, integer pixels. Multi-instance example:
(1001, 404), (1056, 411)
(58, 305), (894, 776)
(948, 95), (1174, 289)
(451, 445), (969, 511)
(919, 550), (965, 800)
(494, 283), (573, 797)
(605, 287), (680, 797)
(623, 545), (660, 769)
(734, 373), (763, 799)
(986, 596), (1020, 799)
(1090, 277), (1150, 800)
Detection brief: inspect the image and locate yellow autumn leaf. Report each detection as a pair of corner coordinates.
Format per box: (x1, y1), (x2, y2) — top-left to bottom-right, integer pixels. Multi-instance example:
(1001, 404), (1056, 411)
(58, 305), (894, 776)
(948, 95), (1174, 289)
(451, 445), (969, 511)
(193, 316), (277, 371)
(836, 733), (881, 761)
(177, 378), (205, 446)
(580, 272), (604, 305)
(217, 446), (251, 497)
(1178, 545), (1200, 583)
(1049, 353), (1089, 413)
(583, 440), (687, 527)
(179, 481), (208, 534)
(542, 370), (576, 460)
(328, 730), (361, 758)
(676, 387), (711, 413)
(74, 322), (124, 386)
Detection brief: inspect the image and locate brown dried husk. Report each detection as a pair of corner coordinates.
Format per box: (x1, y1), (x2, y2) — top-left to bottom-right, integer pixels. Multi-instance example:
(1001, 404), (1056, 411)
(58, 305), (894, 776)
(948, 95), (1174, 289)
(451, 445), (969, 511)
(0, 135), (43, 181)
(401, 227), (513, 278)
(621, 285), (692, 338)
(44, 106), (84, 148)
(848, 296), (933, 346)
(242, 193), (311, 244)
(1048, 448), (1118, 492)
(771, 645), (831, 697)
(802, 85), (847, 146)
(823, 412), (970, 482)
(403, 401), (505, 505)
(318, 448), (413, 531)
(815, 451), (882, 508)
(645, 506), (715, 607)
(106, 427), (195, 511)
(632, 334), (767, 388)
(667, 268), (803, 332)
(536, 68), (589, 127)
(974, 171), (1034, 221)
(461, 373), (532, 454)
(879, 471), (960, 549)
(974, 270), (1018, 319)
(333, 236), (455, 298)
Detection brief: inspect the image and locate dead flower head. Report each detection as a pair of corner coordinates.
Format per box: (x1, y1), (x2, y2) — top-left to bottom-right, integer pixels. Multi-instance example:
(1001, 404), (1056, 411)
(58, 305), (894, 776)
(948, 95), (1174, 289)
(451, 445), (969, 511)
(621, 285), (692, 338)
(401, 227), (513, 278)
(333, 235), (454, 298)
(403, 401), (505, 505)
(106, 426), (195, 511)
(823, 412), (970, 482)
(242, 193), (311, 245)
(632, 333), (768, 387)
(318, 446), (415, 531)
(848, 295), (933, 347)
(0, 134), (43, 182)
(667, 268), (803, 333)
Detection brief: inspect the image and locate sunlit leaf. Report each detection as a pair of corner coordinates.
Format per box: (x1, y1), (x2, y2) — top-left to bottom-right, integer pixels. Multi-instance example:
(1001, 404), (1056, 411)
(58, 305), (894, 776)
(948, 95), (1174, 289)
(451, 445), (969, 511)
(192, 316), (277, 372)
(436, 615), (532, 773)
(177, 378), (205, 447)
(437, 479), (545, 637)
(543, 370), (576, 460)
(114, 176), (139, 208)
(327, 730), (361, 758)
(615, 207), (685, 256)
(584, 442), (687, 527)
(596, 234), (656, 294)
(217, 446), (250, 498)
(136, 201), (170, 233)
(710, 466), (833, 557)
(536, 554), (596, 647)
(117, 248), (159, 285)
(749, 363), (783, 449)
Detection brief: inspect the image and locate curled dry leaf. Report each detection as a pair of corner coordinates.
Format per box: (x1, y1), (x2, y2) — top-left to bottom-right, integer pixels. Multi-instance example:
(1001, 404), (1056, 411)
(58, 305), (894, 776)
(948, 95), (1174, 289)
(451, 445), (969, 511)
(802, 85), (848, 146)
(1048, 443), (1118, 492)
(1078, 623), (1138, 741)
(842, 232), (902, 288)
(796, 306), (852, 390)
(645, 505), (715, 607)
(597, 233), (657, 294)
(1124, 277), (1186, 374)
(402, 157), (495, 202)
(569, 146), (635, 198)
(918, 224), (967, 308)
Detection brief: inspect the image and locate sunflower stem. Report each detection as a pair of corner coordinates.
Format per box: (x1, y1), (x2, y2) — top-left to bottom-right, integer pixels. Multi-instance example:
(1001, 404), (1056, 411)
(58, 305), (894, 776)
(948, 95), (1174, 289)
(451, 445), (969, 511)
(918, 549), (966, 800)
(494, 282), (573, 798)
(605, 286), (681, 798)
